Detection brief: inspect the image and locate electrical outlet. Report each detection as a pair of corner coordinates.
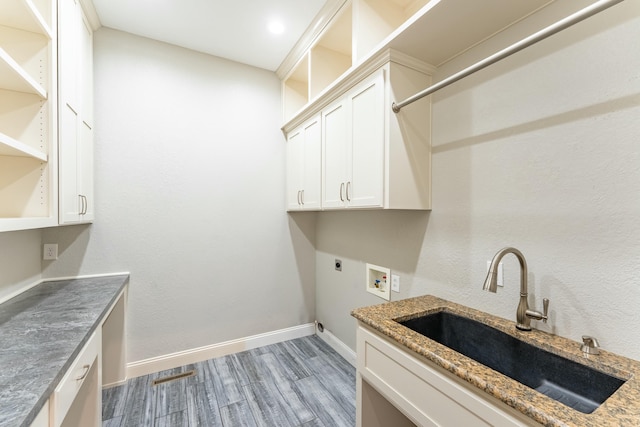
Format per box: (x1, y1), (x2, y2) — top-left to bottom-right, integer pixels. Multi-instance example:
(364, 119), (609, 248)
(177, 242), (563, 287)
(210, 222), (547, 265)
(391, 274), (400, 292)
(44, 244), (58, 260)
(486, 260), (504, 287)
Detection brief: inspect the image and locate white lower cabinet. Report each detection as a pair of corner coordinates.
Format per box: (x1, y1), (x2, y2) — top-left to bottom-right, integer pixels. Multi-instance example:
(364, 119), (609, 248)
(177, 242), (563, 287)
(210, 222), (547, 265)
(356, 324), (538, 427)
(52, 329), (101, 427)
(286, 114), (321, 211)
(27, 288), (126, 427)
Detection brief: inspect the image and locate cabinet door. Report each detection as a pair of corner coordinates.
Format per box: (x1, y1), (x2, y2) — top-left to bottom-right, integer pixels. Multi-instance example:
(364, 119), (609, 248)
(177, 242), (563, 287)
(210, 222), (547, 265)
(286, 129), (304, 211)
(301, 117), (321, 209)
(322, 99), (348, 209)
(59, 0), (81, 113)
(347, 70), (385, 208)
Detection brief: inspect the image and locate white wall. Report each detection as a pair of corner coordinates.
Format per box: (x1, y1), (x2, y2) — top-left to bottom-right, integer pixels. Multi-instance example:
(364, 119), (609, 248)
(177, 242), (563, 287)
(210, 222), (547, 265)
(42, 28), (316, 363)
(316, 1), (640, 360)
(0, 230), (41, 303)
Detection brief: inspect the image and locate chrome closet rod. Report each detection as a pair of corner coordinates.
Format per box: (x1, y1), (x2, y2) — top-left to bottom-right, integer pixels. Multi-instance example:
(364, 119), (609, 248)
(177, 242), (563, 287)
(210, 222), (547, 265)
(392, 0), (626, 113)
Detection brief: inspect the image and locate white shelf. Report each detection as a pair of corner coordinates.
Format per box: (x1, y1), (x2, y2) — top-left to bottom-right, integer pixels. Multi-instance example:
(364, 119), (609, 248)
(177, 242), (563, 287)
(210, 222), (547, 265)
(0, 47), (47, 98)
(0, 0), (55, 231)
(0, 0), (53, 38)
(0, 216), (56, 232)
(354, 0), (428, 62)
(0, 130), (47, 161)
(283, 53), (310, 119)
(310, 3), (352, 99)
(381, 0), (554, 67)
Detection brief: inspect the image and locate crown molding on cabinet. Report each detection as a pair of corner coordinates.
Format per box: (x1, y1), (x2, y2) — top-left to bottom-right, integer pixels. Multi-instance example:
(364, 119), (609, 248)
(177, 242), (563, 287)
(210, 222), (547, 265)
(276, 0), (348, 80)
(281, 47), (435, 134)
(79, 0), (101, 30)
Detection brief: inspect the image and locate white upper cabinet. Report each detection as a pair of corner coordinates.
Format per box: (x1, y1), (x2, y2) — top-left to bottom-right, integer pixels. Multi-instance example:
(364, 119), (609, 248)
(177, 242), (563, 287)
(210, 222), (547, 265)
(281, 0), (558, 212)
(323, 69), (384, 209)
(287, 115), (321, 211)
(0, 0), (58, 232)
(322, 60), (431, 211)
(58, 0), (94, 224)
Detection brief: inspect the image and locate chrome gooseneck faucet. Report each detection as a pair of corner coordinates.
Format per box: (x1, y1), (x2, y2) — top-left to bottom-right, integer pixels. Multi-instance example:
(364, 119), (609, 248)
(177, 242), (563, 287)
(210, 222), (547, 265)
(483, 247), (549, 331)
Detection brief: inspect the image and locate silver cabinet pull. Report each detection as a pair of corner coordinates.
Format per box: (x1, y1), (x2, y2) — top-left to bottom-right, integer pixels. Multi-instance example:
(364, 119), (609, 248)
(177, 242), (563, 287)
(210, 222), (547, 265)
(346, 181), (351, 201)
(76, 364), (91, 381)
(297, 190), (301, 205)
(301, 190), (304, 205)
(78, 195), (88, 215)
(340, 183), (345, 201)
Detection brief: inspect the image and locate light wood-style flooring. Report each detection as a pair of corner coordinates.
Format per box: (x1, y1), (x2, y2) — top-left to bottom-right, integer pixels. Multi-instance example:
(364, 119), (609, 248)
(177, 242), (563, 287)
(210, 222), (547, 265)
(102, 335), (356, 426)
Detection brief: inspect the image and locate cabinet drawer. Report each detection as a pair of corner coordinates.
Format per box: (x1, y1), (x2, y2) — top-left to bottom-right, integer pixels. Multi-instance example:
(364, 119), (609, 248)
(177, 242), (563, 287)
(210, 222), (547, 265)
(357, 326), (536, 427)
(52, 329), (100, 427)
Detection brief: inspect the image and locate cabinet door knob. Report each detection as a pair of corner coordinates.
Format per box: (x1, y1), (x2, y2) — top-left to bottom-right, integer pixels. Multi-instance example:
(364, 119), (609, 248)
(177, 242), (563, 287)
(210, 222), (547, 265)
(340, 183), (345, 202)
(346, 181), (351, 201)
(301, 190), (304, 205)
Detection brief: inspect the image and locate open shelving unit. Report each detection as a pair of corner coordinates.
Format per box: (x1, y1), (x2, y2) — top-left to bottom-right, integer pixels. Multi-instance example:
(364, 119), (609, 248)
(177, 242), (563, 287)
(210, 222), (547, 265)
(0, 0), (57, 231)
(281, 0), (556, 124)
(353, 0), (428, 62)
(309, 4), (352, 99)
(283, 53), (310, 120)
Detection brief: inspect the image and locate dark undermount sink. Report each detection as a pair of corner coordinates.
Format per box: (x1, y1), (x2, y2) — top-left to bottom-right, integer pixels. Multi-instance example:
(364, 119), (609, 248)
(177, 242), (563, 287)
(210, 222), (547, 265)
(398, 311), (625, 414)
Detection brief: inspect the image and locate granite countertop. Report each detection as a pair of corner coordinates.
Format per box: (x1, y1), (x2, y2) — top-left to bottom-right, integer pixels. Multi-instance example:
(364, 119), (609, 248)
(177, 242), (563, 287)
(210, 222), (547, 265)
(0, 274), (129, 427)
(352, 295), (640, 427)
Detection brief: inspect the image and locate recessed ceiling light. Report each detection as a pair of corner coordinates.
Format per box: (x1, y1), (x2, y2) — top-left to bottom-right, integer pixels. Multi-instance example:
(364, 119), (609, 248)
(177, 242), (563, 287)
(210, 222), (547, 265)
(268, 20), (285, 35)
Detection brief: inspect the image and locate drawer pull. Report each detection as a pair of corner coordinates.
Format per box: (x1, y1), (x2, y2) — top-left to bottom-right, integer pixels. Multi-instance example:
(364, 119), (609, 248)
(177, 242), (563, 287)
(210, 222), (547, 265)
(76, 364), (90, 381)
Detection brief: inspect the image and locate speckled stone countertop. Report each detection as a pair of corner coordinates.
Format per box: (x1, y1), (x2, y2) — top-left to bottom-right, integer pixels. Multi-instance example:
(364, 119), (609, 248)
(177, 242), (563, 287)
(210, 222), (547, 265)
(0, 275), (129, 427)
(352, 295), (640, 427)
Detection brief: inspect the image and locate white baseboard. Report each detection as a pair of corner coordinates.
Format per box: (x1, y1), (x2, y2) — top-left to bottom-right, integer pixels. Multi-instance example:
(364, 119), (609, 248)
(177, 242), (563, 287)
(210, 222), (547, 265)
(315, 326), (356, 367)
(102, 379), (128, 389)
(127, 323), (316, 379)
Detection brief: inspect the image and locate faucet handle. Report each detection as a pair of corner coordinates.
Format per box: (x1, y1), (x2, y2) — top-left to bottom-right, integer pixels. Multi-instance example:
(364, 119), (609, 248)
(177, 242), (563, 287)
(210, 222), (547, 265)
(542, 298), (549, 323)
(525, 298), (550, 323)
(581, 336), (600, 355)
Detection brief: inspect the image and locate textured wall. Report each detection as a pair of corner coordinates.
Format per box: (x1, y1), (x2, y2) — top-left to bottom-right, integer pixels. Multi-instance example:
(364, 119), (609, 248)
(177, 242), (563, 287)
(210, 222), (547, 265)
(316, 1), (640, 360)
(42, 28), (316, 363)
(0, 230), (41, 303)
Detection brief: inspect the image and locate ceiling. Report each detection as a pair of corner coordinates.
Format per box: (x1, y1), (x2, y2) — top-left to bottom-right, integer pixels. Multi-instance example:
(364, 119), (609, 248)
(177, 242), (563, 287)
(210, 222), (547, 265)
(91, 0), (328, 71)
